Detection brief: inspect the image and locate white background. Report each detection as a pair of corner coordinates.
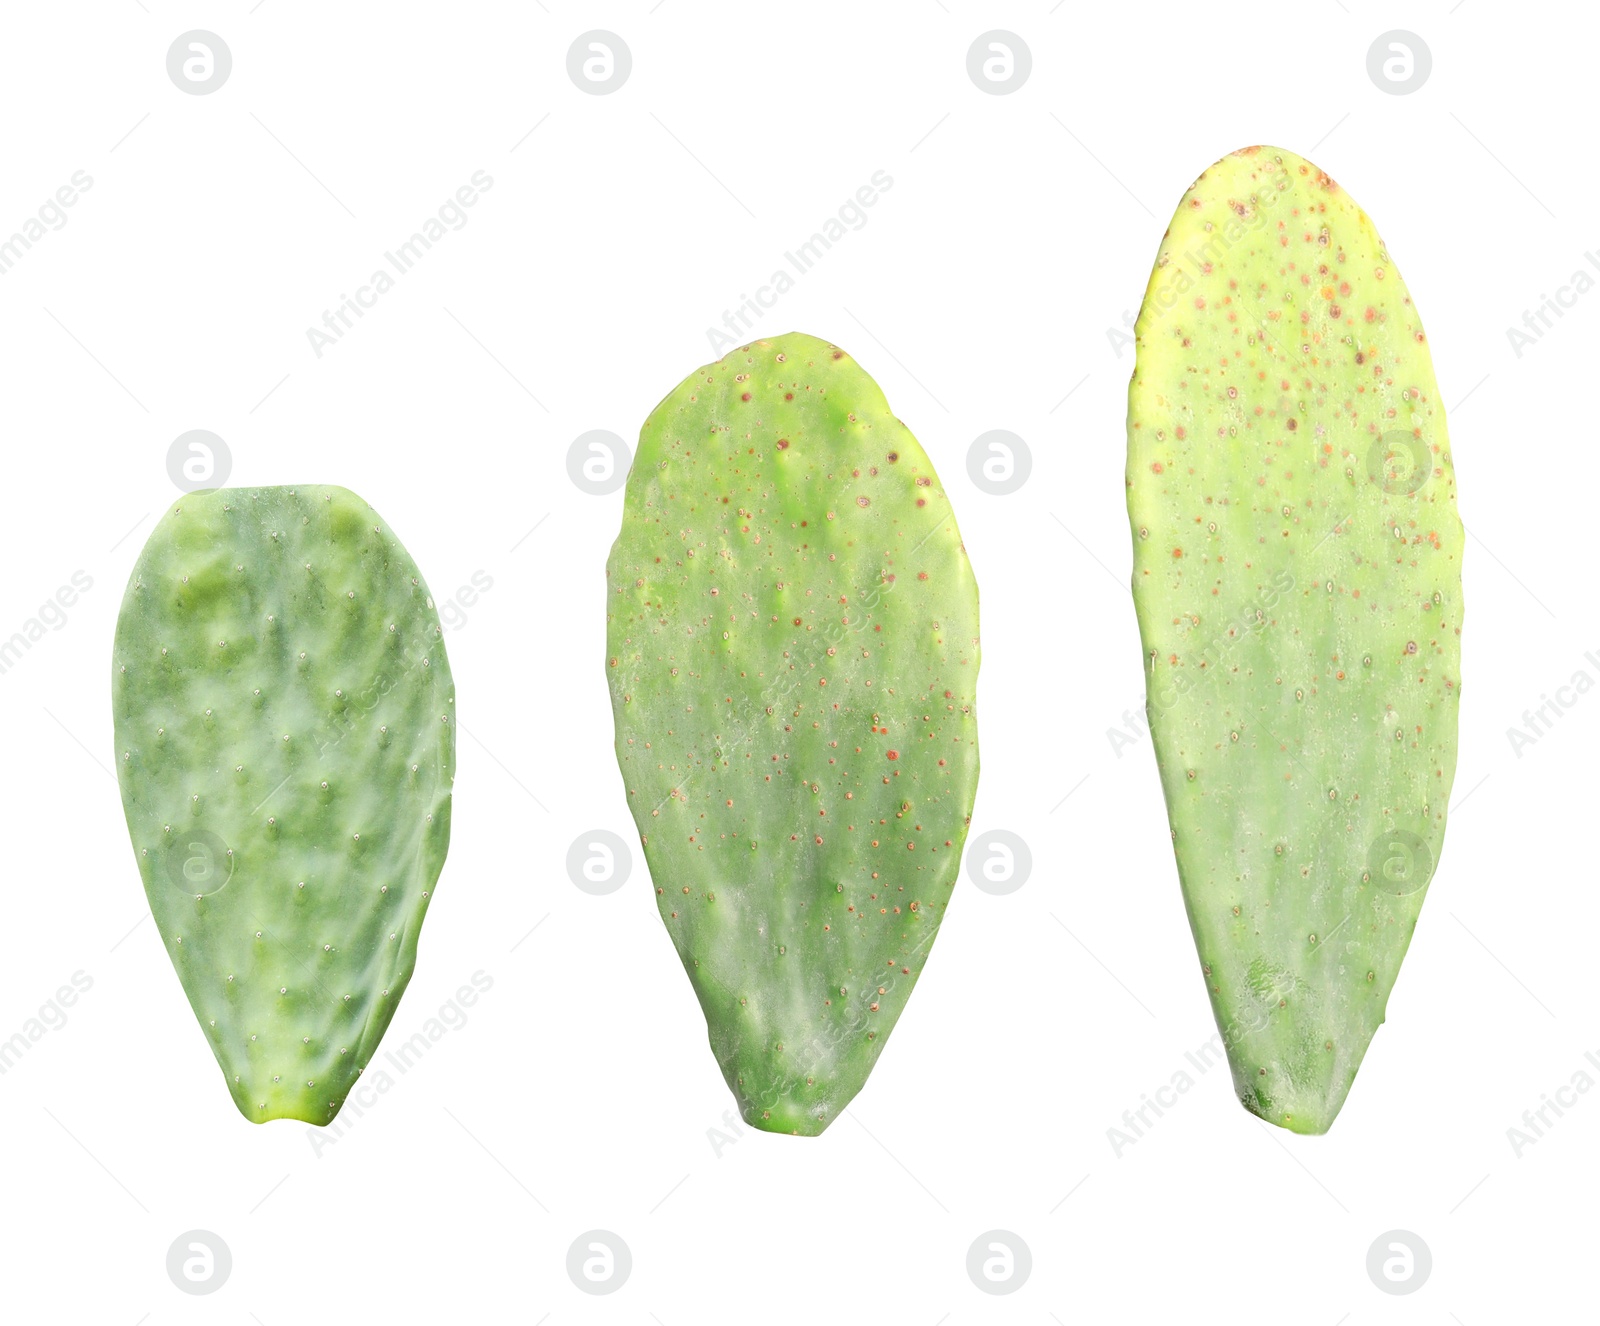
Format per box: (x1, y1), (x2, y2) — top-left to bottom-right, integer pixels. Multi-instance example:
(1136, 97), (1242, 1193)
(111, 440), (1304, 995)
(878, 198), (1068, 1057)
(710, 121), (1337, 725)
(0, 1), (1590, 1320)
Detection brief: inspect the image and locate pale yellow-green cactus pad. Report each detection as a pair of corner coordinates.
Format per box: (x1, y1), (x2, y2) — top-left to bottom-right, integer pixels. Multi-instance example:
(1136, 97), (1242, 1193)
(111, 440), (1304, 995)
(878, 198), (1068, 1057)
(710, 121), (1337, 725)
(1127, 147), (1463, 1133)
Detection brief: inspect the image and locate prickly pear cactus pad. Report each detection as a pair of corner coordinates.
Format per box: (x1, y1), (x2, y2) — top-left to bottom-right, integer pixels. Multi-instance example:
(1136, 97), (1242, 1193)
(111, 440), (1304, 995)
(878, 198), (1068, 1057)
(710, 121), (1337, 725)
(112, 486), (454, 1125)
(1127, 146), (1462, 1133)
(606, 332), (980, 1135)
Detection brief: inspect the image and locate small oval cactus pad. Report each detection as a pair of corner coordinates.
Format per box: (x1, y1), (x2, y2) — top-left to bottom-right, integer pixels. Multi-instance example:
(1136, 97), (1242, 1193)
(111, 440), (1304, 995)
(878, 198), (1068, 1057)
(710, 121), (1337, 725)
(112, 486), (455, 1124)
(606, 333), (980, 1135)
(1127, 147), (1463, 1133)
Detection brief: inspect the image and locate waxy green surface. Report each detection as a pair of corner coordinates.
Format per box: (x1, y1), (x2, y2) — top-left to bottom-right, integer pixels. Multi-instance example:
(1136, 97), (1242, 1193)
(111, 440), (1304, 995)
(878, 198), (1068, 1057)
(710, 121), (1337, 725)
(607, 332), (980, 1134)
(1127, 147), (1463, 1132)
(113, 486), (454, 1124)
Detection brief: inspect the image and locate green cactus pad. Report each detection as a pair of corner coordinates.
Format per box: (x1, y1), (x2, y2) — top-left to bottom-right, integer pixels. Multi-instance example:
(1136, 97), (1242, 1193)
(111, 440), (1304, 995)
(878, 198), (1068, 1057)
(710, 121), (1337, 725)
(1127, 147), (1463, 1133)
(606, 332), (980, 1135)
(112, 486), (454, 1125)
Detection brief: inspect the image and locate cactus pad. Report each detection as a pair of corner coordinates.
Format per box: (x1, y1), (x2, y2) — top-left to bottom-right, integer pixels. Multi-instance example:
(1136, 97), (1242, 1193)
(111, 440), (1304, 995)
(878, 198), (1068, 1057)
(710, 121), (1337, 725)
(606, 332), (980, 1135)
(1127, 147), (1463, 1133)
(112, 486), (454, 1124)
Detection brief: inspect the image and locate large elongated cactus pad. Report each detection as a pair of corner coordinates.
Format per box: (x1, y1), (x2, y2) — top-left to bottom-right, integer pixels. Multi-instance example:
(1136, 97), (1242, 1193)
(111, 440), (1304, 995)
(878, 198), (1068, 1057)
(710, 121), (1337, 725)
(113, 486), (454, 1124)
(1127, 147), (1462, 1133)
(607, 332), (980, 1135)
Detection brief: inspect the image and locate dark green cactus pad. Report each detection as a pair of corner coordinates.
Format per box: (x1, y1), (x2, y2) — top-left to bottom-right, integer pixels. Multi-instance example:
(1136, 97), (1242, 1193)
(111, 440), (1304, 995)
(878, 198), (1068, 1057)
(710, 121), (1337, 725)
(606, 332), (980, 1135)
(112, 486), (454, 1124)
(1127, 147), (1463, 1132)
